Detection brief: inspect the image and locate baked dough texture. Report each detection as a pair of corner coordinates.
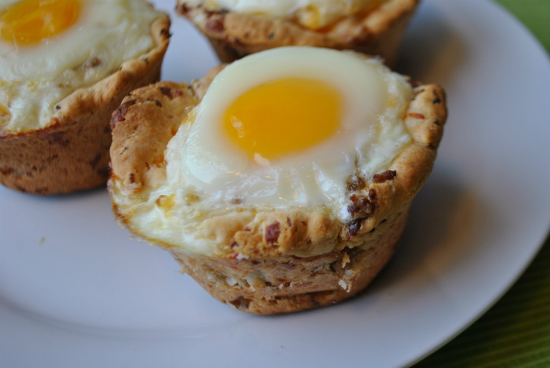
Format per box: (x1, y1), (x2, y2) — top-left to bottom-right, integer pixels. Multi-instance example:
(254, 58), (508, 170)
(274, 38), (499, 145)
(176, 0), (419, 66)
(109, 63), (447, 314)
(0, 16), (170, 195)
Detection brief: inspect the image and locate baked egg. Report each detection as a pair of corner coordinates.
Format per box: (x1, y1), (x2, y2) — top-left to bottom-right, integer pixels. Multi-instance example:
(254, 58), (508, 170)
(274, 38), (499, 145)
(114, 47), (414, 254)
(0, 0), (164, 134)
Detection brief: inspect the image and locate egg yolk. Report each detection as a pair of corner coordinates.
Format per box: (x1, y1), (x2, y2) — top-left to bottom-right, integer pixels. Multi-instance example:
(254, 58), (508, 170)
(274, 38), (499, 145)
(0, 0), (80, 46)
(223, 78), (342, 161)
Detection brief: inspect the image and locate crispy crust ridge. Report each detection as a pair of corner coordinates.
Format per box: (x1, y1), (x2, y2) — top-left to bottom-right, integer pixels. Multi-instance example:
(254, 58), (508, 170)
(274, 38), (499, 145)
(109, 62), (447, 314)
(0, 15), (170, 195)
(176, 0), (419, 66)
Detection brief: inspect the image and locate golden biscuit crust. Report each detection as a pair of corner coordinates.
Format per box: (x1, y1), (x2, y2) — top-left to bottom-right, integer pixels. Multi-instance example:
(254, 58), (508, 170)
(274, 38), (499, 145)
(176, 0), (419, 66)
(109, 61), (447, 314)
(0, 15), (170, 195)
(169, 206), (408, 314)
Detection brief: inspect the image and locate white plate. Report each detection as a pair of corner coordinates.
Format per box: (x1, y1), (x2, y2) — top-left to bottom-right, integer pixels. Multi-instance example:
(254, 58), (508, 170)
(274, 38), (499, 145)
(1, 1), (550, 367)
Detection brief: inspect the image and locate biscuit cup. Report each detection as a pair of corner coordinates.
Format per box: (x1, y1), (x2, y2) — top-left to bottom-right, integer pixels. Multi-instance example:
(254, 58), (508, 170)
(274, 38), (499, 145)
(108, 56), (447, 314)
(176, 0), (419, 66)
(0, 13), (170, 195)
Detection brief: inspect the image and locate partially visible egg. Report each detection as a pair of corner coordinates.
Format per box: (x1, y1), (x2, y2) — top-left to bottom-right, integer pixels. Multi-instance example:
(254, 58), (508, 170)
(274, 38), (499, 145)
(186, 0), (387, 29)
(159, 47), (412, 221)
(0, 0), (164, 134)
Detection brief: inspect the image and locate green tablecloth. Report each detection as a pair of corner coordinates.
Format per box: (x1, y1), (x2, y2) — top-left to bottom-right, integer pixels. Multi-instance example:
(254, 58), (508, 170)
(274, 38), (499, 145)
(414, 1), (550, 367)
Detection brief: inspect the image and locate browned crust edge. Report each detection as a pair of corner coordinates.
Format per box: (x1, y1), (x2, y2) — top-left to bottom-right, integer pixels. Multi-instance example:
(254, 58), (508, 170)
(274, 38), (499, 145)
(108, 62), (447, 314)
(0, 14), (170, 195)
(176, 0), (420, 66)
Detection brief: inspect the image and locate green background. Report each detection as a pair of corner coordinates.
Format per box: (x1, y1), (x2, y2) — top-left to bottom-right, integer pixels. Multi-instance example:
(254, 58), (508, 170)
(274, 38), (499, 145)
(413, 1), (550, 367)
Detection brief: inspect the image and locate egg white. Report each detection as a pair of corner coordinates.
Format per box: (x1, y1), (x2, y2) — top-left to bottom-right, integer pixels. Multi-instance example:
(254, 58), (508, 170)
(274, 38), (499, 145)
(0, 0), (164, 134)
(184, 0), (385, 29)
(156, 47), (410, 219)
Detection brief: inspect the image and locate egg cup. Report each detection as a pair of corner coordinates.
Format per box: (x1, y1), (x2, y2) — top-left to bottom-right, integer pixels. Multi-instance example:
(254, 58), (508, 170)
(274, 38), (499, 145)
(176, 0), (419, 66)
(0, 16), (170, 195)
(108, 60), (447, 314)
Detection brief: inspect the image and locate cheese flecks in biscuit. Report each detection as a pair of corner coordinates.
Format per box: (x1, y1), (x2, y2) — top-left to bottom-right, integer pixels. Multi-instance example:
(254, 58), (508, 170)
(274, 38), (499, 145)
(0, 0), (164, 134)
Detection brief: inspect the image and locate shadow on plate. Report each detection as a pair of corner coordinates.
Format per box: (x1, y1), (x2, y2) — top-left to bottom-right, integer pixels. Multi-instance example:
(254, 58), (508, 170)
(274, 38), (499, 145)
(395, 1), (467, 86)
(366, 165), (492, 293)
